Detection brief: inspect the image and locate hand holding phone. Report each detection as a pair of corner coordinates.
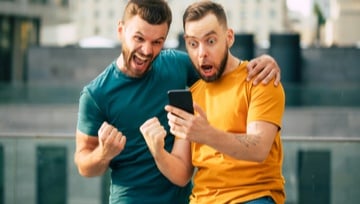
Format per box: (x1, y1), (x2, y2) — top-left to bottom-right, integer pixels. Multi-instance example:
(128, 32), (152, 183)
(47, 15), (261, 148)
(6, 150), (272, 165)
(167, 89), (194, 114)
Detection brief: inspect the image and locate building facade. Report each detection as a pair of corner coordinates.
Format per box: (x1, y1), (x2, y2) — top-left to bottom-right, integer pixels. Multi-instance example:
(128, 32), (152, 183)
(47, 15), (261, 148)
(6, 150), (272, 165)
(71, 0), (287, 48)
(1, 0), (360, 84)
(0, 0), (72, 83)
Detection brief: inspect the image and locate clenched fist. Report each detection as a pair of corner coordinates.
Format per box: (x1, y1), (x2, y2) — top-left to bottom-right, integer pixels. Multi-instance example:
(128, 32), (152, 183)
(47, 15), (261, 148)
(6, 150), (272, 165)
(140, 117), (167, 158)
(98, 122), (127, 160)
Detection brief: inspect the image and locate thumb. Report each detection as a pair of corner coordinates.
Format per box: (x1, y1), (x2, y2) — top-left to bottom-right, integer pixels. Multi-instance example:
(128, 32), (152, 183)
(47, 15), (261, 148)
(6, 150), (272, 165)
(193, 103), (207, 119)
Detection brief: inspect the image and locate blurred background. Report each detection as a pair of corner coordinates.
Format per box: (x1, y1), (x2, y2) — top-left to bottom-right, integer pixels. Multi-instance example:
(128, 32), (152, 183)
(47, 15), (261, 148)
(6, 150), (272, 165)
(0, 0), (359, 203)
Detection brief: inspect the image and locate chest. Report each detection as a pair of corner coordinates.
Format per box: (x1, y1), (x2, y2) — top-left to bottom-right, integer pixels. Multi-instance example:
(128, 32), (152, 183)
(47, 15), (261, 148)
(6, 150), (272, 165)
(193, 82), (249, 133)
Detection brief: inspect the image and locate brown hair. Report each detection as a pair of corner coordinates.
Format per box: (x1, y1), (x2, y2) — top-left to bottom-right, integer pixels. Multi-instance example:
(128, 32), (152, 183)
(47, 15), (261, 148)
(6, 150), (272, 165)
(183, 1), (227, 30)
(123, 0), (172, 29)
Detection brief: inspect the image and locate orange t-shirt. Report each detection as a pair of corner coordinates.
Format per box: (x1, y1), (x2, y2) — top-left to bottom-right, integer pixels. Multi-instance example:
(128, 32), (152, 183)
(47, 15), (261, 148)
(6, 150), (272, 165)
(189, 61), (286, 204)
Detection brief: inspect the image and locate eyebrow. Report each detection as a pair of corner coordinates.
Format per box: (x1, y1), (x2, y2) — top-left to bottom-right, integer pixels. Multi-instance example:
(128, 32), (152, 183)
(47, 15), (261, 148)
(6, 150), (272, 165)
(135, 31), (166, 42)
(184, 30), (217, 40)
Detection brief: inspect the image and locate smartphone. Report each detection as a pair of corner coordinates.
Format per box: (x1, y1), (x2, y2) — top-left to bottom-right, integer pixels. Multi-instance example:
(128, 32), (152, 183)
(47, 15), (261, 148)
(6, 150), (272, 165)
(167, 89), (194, 114)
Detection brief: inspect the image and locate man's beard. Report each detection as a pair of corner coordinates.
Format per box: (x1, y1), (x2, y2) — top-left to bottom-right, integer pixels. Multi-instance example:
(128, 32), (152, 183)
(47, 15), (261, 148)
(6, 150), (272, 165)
(121, 47), (153, 78)
(198, 48), (228, 83)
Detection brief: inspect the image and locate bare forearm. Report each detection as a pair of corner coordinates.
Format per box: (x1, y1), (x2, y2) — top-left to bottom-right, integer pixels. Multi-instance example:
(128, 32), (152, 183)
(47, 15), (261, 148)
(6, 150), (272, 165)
(75, 147), (110, 177)
(153, 149), (193, 187)
(203, 128), (269, 162)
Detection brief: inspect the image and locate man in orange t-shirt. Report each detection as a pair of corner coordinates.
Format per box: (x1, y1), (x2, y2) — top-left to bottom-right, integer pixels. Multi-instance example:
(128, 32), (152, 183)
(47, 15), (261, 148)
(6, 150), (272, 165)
(187, 60), (285, 203)
(140, 1), (285, 203)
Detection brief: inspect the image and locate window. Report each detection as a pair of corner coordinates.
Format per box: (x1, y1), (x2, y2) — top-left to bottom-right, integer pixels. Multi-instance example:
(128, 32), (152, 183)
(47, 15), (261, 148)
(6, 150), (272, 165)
(54, 0), (69, 7)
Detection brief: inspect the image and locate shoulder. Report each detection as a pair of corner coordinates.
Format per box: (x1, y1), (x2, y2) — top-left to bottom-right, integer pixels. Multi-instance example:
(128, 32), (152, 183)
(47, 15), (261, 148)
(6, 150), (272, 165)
(190, 79), (203, 91)
(249, 81), (285, 107)
(87, 62), (115, 87)
(82, 61), (116, 96)
(153, 49), (193, 72)
(155, 49), (190, 63)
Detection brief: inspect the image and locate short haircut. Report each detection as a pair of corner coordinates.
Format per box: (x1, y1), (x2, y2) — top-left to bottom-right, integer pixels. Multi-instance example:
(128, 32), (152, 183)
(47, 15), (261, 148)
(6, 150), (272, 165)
(183, 1), (228, 30)
(123, 0), (172, 29)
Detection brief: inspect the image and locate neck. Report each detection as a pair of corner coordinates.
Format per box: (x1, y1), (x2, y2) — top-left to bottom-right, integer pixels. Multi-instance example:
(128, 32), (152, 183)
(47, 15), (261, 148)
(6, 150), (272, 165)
(116, 55), (127, 73)
(224, 53), (241, 75)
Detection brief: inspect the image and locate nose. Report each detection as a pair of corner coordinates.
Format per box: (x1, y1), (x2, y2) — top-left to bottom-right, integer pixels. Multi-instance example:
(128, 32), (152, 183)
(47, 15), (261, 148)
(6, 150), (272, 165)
(198, 43), (208, 59)
(141, 41), (154, 56)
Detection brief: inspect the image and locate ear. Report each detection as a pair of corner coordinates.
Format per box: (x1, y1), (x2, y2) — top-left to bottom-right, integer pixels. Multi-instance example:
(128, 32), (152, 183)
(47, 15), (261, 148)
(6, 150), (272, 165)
(117, 20), (124, 41)
(227, 28), (235, 48)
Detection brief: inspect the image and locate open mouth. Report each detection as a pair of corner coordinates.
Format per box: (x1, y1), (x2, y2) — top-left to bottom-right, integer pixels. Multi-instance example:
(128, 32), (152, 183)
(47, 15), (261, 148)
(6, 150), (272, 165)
(201, 64), (214, 75)
(129, 53), (152, 73)
(133, 53), (150, 66)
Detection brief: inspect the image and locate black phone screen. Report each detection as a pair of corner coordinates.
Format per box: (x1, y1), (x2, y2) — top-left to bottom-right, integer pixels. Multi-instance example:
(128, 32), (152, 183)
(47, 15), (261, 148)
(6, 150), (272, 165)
(167, 89), (194, 114)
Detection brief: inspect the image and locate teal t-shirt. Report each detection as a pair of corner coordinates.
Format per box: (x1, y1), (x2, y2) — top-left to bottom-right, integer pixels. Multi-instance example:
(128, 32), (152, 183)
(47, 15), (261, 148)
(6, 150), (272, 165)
(77, 49), (198, 204)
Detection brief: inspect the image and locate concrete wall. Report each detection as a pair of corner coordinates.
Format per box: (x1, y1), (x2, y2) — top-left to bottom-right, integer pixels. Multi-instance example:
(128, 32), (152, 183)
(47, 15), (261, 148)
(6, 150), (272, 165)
(1, 104), (359, 138)
(27, 46), (119, 85)
(1, 46), (360, 204)
(26, 46), (360, 85)
(25, 46), (360, 107)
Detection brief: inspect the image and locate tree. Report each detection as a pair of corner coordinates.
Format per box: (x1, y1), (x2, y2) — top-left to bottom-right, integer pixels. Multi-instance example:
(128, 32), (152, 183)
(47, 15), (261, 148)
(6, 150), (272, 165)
(313, 2), (326, 46)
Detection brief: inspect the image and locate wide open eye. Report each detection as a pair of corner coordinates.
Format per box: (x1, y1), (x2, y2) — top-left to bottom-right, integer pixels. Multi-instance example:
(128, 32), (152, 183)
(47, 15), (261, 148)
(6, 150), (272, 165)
(207, 37), (216, 45)
(187, 39), (198, 48)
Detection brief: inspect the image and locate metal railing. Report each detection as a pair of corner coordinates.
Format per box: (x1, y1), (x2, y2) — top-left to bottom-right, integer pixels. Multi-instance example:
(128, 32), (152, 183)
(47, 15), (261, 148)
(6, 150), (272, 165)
(1, 133), (360, 204)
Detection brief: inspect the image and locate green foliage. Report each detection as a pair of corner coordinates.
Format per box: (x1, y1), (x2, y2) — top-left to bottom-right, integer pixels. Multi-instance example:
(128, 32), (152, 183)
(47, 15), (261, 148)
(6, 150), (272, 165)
(314, 3), (326, 25)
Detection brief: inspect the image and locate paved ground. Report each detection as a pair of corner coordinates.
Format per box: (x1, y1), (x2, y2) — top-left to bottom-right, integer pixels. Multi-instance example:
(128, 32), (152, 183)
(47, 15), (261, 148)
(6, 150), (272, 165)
(1, 104), (360, 204)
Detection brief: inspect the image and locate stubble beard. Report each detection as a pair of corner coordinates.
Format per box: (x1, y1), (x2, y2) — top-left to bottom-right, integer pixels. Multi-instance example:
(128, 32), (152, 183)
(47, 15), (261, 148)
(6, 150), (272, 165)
(121, 48), (153, 78)
(198, 47), (229, 83)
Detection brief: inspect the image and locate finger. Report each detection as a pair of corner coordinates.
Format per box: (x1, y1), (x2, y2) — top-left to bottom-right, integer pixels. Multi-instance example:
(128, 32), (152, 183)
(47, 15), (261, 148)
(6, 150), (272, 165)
(99, 122), (114, 141)
(193, 103), (207, 119)
(143, 117), (161, 130)
(169, 124), (184, 139)
(156, 126), (167, 138)
(167, 112), (176, 127)
(139, 123), (147, 135)
(98, 121), (108, 135)
(247, 56), (270, 82)
(140, 117), (157, 133)
(261, 69), (275, 85)
(246, 57), (257, 71)
(165, 105), (190, 119)
(117, 135), (126, 151)
(104, 123), (115, 135)
(253, 65), (271, 85)
(246, 60), (258, 81)
(146, 124), (160, 136)
(110, 127), (120, 137)
(167, 111), (174, 121)
(168, 112), (186, 128)
(106, 127), (119, 143)
(167, 112), (181, 134)
(262, 69), (280, 86)
(142, 120), (165, 140)
(274, 71), (281, 86)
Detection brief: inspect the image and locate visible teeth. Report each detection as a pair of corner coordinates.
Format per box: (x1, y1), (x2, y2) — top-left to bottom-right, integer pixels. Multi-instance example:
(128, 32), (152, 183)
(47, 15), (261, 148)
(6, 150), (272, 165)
(133, 54), (149, 66)
(134, 53), (148, 61)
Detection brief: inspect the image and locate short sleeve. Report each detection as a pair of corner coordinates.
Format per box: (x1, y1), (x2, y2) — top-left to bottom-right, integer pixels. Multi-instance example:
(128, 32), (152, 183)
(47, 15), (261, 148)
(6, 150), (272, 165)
(76, 88), (106, 136)
(247, 83), (285, 128)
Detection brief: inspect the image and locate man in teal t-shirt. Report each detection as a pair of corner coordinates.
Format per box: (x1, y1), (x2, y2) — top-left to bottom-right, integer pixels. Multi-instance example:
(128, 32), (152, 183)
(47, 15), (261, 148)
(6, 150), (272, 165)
(77, 50), (197, 203)
(74, 0), (281, 203)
